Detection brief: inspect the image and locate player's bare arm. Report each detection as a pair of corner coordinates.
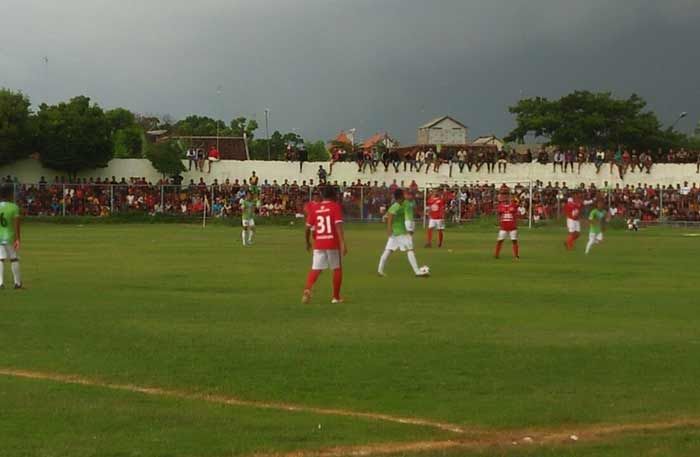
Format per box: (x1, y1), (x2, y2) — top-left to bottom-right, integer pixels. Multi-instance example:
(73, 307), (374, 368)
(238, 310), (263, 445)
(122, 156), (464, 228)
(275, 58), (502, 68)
(14, 211), (20, 251)
(304, 225), (312, 252)
(336, 222), (347, 256)
(385, 213), (394, 237)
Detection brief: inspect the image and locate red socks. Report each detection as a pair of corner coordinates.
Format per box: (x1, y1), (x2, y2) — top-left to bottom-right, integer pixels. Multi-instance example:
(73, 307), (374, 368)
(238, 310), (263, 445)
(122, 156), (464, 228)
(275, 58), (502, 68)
(305, 269), (342, 300)
(426, 229), (433, 246)
(494, 240), (504, 257)
(438, 231), (444, 247)
(305, 270), (321, 290)
(332, 268), (343, 300)
(512, 241), (519, 258)
(566, 233), (579, 250)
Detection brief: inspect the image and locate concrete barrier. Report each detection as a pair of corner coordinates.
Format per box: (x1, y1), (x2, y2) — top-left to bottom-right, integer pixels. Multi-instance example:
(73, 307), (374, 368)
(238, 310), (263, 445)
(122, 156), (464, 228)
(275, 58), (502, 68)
(2, 158), (699, 187)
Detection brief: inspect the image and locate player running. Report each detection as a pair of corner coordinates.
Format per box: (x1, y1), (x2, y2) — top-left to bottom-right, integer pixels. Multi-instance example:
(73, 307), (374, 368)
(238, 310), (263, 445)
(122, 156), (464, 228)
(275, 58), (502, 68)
(0, 185), (22, 289)
(378, 189), (430, 277)
(564, 193), (583, 250)
(240, 191), (260, 246)
(494, 192), (520, 260)
(425, 189), (446, 248)
(303, 186), (346, 304)
(585, 199), (608, 255)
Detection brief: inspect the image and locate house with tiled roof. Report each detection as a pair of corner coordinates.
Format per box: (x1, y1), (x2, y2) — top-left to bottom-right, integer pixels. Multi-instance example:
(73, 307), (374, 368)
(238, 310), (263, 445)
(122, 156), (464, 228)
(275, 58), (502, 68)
(362, 132), (398, 150)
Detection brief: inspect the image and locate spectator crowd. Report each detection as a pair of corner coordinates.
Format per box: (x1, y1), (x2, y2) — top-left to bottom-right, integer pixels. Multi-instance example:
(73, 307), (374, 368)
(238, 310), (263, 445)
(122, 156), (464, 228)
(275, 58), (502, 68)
(5, 173), (700, 223)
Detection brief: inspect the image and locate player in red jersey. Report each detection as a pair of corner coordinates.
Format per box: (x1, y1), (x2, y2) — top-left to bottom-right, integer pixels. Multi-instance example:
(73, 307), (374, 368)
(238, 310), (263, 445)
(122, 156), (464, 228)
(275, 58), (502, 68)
(304, 189), (321, 218)
(564, 192), (583, 250)
(303, 186), (347, 304)
(425, 189), (446, 248)
(494, 192), (520, 260)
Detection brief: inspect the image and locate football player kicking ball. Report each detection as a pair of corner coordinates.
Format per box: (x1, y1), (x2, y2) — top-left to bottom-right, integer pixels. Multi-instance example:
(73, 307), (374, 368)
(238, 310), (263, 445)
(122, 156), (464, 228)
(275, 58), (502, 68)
(302, 186), (346, 304)
(240, 191), (260, 246)
(494, 192), (520, 260)
(585, 199), (608, 255)
(425, 189), (446, 248)
(564, 193), (583, 250)
(378, 189), (430, 278)
(0, 185), (22, 289)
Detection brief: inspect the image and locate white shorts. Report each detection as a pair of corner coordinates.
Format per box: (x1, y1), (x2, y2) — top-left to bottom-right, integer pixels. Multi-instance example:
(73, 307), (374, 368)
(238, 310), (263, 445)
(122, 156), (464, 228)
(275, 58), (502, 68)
(428, 219), (445, 230)
(589, 232), (604, 243)
(384, 234), (414, 252)
(497, 230), (518, 241)
(242, 218), (255, 228)
(567, 219), (581, 233)
(0, 243), (18, 261)
(312, 249), (341, 270)
(405, 220), (415, 233)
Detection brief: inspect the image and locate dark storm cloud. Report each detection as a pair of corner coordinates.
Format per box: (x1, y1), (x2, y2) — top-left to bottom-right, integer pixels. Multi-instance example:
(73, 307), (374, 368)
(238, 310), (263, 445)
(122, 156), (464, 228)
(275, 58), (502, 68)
(1, 0), (698, 143)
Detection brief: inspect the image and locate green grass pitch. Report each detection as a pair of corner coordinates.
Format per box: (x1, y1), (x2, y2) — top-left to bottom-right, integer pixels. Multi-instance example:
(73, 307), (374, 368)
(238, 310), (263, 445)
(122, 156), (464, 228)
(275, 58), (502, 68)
(2, 222), (700, 457)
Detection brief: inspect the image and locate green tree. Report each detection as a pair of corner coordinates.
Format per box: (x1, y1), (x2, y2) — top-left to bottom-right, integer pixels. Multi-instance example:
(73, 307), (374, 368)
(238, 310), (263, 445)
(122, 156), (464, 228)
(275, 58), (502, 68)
(174, 115), (229, 136)
(306, 140), (330, 162)
(0, 88), (34, 166)
(105, 108), (136, 134)
(135, 114), (162, 132)
(36, 96), (113, 176)
(230, 117), (259, 140)
(505, 91), (677, 151)
(113, 126), (144, 158)
(146, 140), (186, 177)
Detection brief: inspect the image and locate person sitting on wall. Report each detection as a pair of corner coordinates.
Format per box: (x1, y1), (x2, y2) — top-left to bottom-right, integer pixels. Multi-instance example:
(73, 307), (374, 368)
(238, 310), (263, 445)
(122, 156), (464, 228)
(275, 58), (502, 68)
(207, 146), (220, 173)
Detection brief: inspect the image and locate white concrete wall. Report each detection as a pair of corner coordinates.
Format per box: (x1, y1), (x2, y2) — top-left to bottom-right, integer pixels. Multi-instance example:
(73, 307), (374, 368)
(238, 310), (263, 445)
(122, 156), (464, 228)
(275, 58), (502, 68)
(2, 158), (700, 187)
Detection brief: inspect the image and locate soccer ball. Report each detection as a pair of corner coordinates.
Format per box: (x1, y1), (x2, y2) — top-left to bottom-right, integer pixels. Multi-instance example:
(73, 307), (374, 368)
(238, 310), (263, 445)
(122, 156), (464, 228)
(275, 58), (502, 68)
(419, 265), (431, 275)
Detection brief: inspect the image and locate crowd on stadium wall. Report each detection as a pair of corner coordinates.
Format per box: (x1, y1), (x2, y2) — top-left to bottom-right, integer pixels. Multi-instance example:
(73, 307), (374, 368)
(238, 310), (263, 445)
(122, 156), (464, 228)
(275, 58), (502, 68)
(324, 146), (700, 178)
(5, 171), (700, 222)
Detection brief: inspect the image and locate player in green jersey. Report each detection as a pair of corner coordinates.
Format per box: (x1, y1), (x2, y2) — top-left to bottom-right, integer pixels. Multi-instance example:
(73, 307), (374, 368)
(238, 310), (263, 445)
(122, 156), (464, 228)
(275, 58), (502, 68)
(585, 199), (609, 255)
(0, 185), (22, 289)
(377, 189), (429, 277)
(240, 191), (260, 246)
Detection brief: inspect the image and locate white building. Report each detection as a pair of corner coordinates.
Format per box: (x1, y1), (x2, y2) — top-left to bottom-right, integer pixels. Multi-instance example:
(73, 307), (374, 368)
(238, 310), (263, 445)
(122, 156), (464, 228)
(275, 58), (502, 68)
(417, 116), (468, 145)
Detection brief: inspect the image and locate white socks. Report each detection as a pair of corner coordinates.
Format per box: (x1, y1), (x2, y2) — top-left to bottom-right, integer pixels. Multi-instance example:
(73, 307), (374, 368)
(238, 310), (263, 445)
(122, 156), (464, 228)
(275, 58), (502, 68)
(378, 250), (391, 274)
(407, 251), (420, 275)
(11, 261), (20, 285)
(247, 230), (254, 244)
(241, 230), (247, 246)
(0, 260), (21, 286)
(585, 240), (594, 254)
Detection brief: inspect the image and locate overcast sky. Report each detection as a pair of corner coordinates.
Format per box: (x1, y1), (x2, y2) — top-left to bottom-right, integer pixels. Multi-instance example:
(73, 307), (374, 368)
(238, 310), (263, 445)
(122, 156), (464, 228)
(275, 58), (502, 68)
(1, 0), (698, 143)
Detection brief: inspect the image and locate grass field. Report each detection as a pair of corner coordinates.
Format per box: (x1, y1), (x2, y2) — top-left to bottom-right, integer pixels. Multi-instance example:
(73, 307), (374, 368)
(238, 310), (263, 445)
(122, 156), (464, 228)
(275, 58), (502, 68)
(2, 221), (700, 457)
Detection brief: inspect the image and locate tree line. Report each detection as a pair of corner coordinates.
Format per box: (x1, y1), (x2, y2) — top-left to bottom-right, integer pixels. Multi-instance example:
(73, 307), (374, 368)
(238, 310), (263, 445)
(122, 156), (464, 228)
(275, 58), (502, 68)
(0, 89), (329, 177)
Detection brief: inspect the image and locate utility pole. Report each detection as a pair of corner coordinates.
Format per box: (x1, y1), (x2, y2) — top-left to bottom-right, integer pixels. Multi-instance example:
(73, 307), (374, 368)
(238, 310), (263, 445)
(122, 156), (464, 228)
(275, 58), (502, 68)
(265, 108), (271, 160)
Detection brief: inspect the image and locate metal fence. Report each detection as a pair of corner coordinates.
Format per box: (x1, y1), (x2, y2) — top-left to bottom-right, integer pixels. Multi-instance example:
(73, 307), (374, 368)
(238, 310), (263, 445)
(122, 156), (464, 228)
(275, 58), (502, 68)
(8, 182), (700, 225)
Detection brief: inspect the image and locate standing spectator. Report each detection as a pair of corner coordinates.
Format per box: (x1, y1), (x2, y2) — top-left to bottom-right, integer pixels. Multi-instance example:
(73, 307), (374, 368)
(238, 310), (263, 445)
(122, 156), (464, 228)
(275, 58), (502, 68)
(249, 171), (260, 194)
(404, 149), (416, 172)
(457, 148), (467, 173)
(576, 147), (586, 174)
(186, 148), (197, 171)
(553, 150), (564, 173)
(207, 145), (220, 173)
(196, 148), (206, 172)
(424, 148), (434, 174)
(415, 149), (425, 172)
(486, 148), (496, 173)
(564, 149), (575, 173)
(497, 148), (508, 173)
(298, 144), (308, 172)
(318, 165), (328, 184)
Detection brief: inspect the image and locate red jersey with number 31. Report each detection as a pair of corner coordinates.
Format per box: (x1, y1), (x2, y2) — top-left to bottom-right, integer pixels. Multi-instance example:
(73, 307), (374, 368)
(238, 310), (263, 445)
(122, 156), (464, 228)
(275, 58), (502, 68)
(564, 201), (582, 220)
(306, 200), (343, 250)
(427, 197), (446, 220)
(497, 203), (518, 231)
